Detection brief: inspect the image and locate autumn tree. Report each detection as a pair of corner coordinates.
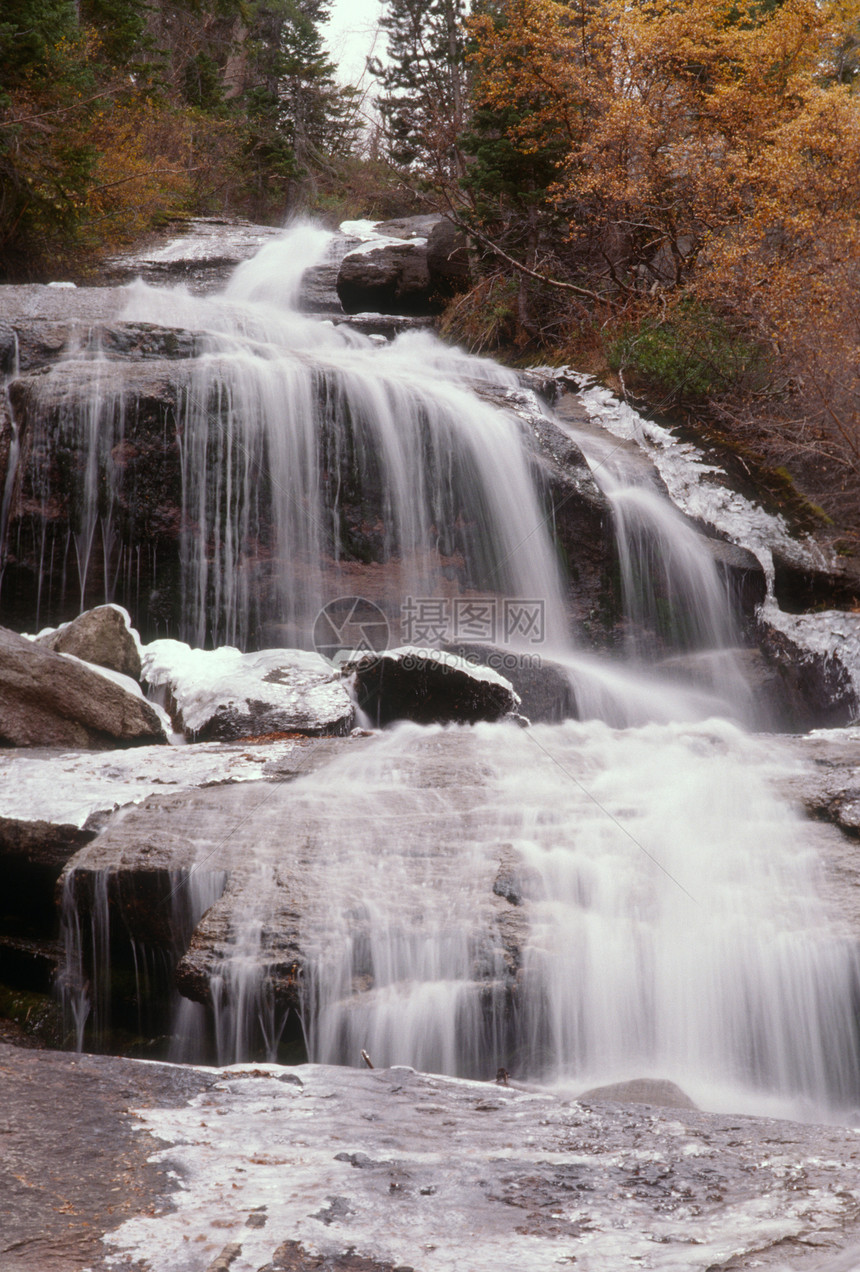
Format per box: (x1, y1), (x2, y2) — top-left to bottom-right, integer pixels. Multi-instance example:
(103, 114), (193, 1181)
(459, 0), (859, 394)
(0, 0), (364, 277)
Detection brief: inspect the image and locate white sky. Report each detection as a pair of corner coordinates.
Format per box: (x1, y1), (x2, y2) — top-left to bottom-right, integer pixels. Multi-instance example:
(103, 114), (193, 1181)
(323, 0), (387, 86)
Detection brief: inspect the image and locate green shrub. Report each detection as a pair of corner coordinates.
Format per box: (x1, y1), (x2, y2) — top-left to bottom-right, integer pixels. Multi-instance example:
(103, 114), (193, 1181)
(607, 303), (768, 404)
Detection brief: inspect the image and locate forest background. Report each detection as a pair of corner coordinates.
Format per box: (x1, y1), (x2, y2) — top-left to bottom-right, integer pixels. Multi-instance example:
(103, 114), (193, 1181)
(2, 0), (859, 540)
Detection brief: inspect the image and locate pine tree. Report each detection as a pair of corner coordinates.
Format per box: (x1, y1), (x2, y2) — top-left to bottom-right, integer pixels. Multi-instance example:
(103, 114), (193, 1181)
(243, 0), (360, 208)
(369, 0), (467, 175)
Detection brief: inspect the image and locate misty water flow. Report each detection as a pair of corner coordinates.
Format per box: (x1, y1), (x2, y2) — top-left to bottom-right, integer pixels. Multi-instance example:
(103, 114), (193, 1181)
(118, 225), (570, 651)
(557, 424), (755, 725)
(41, 222), (860, 1120)
(295, 720), (860, 1121)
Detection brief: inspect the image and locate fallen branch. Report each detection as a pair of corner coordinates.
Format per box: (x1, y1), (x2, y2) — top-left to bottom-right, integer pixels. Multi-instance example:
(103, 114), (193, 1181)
(440, 202), (620, 309)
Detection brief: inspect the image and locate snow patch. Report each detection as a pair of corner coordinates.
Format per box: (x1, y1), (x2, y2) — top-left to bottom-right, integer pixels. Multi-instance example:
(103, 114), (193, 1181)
(141, 639), (353, 736)
(0, 739), (305, 828)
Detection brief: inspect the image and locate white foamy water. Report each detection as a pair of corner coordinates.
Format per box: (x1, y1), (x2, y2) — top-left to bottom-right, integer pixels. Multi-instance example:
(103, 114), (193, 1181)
(280, 720), (860, 1122)
(109, 228), (568, 650)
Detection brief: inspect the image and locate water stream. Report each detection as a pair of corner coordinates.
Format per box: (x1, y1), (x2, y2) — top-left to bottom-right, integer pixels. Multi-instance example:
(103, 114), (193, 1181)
(32, 220), (860, 1121)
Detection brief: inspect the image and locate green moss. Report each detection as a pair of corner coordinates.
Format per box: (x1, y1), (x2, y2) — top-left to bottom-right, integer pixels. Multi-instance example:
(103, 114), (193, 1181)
(0, 984), (63, 1046)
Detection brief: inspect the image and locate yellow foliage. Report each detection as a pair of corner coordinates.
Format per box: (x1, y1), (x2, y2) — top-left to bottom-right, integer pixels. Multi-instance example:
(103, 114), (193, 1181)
(467, 0), (860, 436)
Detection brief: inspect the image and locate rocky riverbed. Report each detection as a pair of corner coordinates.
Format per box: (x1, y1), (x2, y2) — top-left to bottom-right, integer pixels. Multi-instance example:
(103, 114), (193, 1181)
(4, 1043), (860, 1272)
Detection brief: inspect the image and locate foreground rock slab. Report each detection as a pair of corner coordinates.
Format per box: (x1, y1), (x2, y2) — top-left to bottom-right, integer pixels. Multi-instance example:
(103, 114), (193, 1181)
(3, 1044), (860, 1272)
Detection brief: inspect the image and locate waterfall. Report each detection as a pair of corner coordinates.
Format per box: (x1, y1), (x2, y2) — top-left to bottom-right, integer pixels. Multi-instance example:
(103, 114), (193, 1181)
(58, 862), (226, 1054)
(5, 223), (567, 649)
(22, 219), (860, 1119)
(557, 418), (754, 722)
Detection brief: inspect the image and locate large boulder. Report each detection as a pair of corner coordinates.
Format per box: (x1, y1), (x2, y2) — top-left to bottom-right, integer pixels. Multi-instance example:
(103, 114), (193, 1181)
(336, 215), (470, 316)
(442, 642), (577, 723)
(577, 1077), (699, 1110)
(755, 605), (860, 730)
(35, 604), (142, 679)
(141, 640), (355, 739)
(346, 647), (521, 725)
(0, 626), (167, 748)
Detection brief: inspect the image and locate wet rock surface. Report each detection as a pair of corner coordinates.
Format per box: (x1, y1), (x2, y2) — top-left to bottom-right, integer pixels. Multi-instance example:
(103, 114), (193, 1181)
(0, 815), (98, 872)
(0, 1041), (215, 1272)
(3, 1045), (860, 1272)
(101, 216), (287, 293)
(774, 730), (860, 840)
(57, 731), (518, 1016)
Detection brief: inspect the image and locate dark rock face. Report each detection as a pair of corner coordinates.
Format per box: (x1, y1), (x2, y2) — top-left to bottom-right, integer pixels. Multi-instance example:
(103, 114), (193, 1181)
(703, 536), (767, 619)
(443, 642), (577, 722)
(337, 239), (435, 317)
(336, 215), (470, 316)
(347, 649), (521, 725)
(775, 731), (860, 842)
(755, 617), (859, 730)
(0, 814), (97, 872)
(35, 604), (142, 679)
(0, 625), (166, 748)
(2, 356), (186, 637)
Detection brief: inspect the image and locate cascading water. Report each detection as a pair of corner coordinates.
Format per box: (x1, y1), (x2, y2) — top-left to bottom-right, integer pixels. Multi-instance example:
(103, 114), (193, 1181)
(292, 722), (859, 1118)
(57, 862), (226, 1053)
(554, 420), (754, 723)
(12, 223), (566, 651)
(23, 219), (860, 1120)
